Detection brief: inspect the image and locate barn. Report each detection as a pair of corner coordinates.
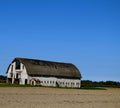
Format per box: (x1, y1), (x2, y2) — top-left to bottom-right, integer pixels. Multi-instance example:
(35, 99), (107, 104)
(7, 58), (81, 88)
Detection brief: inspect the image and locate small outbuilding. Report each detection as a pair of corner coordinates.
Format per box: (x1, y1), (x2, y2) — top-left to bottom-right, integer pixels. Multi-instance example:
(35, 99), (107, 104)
(7, 58), (81, 88)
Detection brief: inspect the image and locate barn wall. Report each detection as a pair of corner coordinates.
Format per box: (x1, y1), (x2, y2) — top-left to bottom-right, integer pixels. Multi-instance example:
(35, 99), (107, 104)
(19, 64), (28, 84)
(7, 62), (28, 85)
(7, 62), (16, 84)
(28, 76), (81, 88)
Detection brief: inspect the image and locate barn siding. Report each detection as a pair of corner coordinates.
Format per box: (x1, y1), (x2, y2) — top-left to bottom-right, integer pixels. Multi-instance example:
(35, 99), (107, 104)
(28, 76), (81, 88)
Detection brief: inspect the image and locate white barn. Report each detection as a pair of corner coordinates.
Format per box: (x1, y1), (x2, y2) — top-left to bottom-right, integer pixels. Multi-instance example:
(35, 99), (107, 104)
(7, 58), (82, 88)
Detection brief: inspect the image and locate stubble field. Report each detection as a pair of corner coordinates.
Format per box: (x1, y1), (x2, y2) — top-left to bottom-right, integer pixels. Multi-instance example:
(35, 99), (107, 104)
(0, 87), (120, 108)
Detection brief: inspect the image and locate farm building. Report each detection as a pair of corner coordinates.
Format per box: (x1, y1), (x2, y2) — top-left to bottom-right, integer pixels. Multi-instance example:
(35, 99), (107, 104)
(7, 58), (81, 88)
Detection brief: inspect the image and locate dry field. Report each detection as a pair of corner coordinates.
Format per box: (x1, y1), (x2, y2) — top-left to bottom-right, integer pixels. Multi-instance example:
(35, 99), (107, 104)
(0, 87), (120, 108)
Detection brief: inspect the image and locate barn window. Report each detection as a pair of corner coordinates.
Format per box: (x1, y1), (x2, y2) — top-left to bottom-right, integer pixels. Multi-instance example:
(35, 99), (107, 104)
(16, 60), (21, 69)
(47, 81), (49, 83)
(11, 65), (13, 72)
(71, 82), (74, 86)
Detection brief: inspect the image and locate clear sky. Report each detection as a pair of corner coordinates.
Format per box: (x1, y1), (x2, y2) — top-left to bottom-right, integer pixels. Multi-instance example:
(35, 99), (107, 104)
(0, 0), (120, 81)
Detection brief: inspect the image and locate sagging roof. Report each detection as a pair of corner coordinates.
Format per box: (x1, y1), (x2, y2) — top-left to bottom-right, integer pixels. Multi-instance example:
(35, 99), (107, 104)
(12, 58), (81, 79)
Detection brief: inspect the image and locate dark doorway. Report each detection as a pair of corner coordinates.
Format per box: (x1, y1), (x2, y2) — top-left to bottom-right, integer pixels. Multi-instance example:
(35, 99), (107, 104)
(16, 73), (18, 79)
(25, 79), (27, 84)
(14, 79), (19, 84)
(7, 78), (12, 84)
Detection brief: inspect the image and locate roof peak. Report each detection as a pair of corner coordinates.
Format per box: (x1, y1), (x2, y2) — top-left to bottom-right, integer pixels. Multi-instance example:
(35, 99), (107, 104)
(14, 57), (73, 65)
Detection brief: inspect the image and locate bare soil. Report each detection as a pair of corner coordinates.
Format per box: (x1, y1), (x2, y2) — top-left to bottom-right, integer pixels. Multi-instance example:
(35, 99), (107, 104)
(0, 87), (120, 108)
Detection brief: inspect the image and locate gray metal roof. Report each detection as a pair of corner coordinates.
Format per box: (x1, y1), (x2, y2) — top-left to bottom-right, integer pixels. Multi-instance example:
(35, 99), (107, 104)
(12, 58), (81, 79)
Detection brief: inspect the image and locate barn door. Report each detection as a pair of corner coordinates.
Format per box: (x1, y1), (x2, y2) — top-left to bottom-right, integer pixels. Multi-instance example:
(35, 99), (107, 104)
(25, 79), (28, 84)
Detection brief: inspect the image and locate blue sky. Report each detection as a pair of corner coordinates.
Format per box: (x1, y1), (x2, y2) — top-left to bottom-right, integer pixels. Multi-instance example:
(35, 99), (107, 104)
(0, 0), (120, 81)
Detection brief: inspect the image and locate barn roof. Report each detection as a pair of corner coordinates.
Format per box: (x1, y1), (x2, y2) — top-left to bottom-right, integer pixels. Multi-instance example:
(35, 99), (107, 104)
(12, 58), (81, 79)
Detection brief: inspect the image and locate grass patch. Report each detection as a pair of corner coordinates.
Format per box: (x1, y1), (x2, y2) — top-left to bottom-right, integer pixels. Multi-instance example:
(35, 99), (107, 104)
(0, 83), (33, 87)
(81, 86), (106, 90)
(0, 83), (106, 90)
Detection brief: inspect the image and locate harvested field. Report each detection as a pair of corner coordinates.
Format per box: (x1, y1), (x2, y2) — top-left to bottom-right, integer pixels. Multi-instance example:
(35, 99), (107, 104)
(0, 87), (120, 108)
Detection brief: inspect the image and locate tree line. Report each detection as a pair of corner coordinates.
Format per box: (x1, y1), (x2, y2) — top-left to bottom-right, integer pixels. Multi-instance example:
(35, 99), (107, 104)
(82, 80), (120, 88)
(0, 75), (7, 83)
(0, 75), (120, 87)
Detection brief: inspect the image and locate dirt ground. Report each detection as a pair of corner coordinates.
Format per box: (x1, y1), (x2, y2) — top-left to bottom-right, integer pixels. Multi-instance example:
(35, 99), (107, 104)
(0, 87), (120, 108)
